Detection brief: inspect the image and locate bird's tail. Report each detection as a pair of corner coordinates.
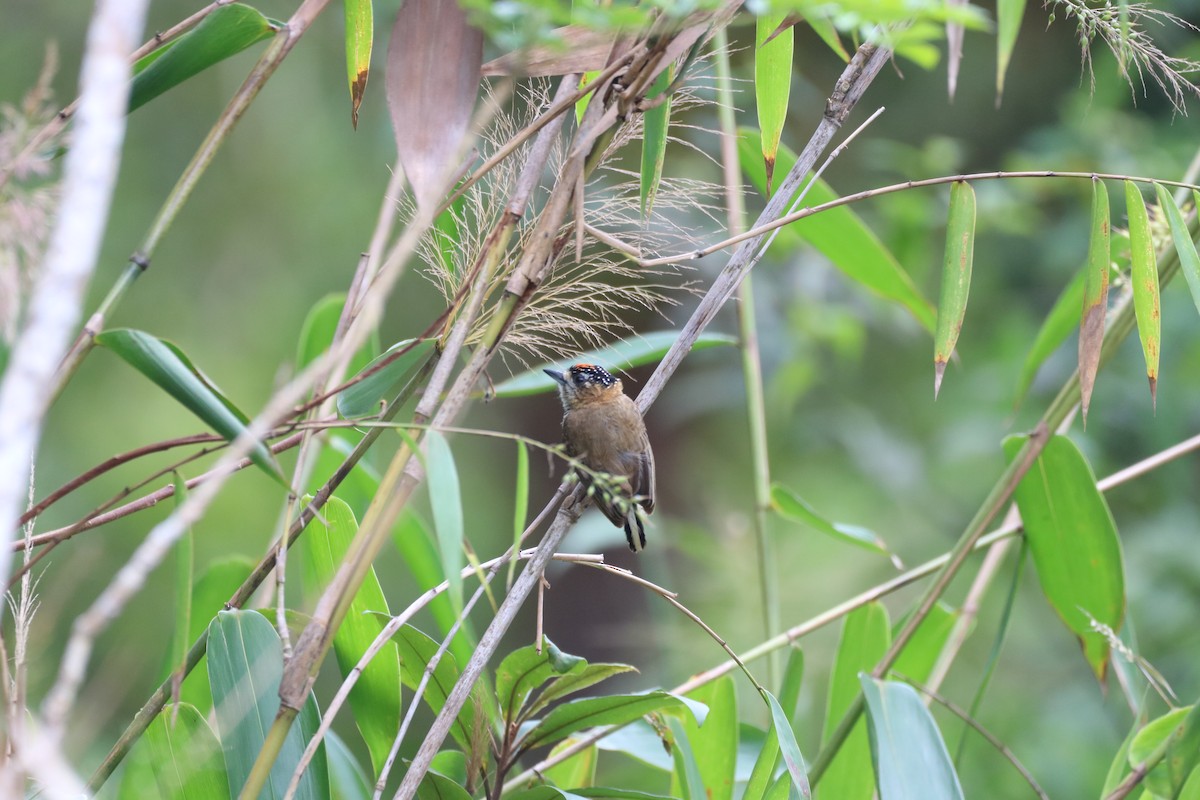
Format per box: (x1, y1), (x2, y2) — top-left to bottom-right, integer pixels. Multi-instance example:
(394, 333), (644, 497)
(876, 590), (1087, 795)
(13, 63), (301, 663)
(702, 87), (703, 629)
(623, 509), (647, 552)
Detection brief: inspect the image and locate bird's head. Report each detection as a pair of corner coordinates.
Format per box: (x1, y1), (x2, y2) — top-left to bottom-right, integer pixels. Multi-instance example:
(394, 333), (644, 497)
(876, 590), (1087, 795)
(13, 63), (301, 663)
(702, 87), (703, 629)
(544, 363), (623, 409)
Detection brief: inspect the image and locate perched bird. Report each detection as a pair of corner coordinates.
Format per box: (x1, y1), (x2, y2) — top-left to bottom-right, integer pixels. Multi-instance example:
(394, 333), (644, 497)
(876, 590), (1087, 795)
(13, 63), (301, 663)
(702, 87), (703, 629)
(544, 363), (655, 552)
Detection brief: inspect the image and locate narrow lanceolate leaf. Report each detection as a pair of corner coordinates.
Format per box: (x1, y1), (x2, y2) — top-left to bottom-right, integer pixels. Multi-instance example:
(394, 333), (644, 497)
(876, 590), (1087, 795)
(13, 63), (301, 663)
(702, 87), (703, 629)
(495, 637), (585, 725)
(1125, 180), (1161, 407)
(130, 3), (279, 112)
(337, 338), (435, 418)
(208, 611), (328, 799)
(344, 0), (373, 128)
(764, 690), (810, 799)
(510, 441), (529, 589)
(996, 0), (1027, 102)
(395, 625), (477, 750)
(1155, 183), (1200, 316)
(521, 691), (707, 752)
(1128, 704), (1200, 798)
(755, 12), (793, 194)
(675, 676), (737, 800)
(772, 483), (901, 567)
(1014, 267), (1086, 411)
(1003, 434), (1126, 683)
(297, 496), (401, 778)
(641, 65), (672, 218)
(934, 181), (977, 398)
(822, 604), (890, 800)
(669, 716), (706, 800)
(386, 0), (483, 214)
(117, 703), (228, 799)
(174, 557), (255, 712)
(95, 329), (283, 482)
(327, 731), (373, 800)
(859, 676), (965, 800)
(1079, 178), (1111, 425)
(425, 430), (464, 615)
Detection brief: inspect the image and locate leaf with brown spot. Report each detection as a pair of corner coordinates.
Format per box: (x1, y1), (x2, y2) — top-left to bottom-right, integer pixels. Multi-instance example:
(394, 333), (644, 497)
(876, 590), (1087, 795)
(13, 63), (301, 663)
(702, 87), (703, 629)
(1125, 180), (1160, 408)
(481, 25), (615, 77)
(386, 0), (483, 215)
(1079, 178), (1110, 426)
(344, 0), (373, 128)
(933, 181), (976, 398)
(755, 11), (792, 195)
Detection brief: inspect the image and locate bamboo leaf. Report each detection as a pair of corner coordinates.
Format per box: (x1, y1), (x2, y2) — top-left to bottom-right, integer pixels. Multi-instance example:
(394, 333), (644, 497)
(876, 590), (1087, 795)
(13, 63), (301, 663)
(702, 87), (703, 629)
(1079, 178), (1111, 425)
(395, 625), (478, 751)
(670, 715), (706, 800)
(1125, 180), (1160, 407)
(493, 331), (736, 398)
(891, 603), (959, 686)
(764, 690), (810, 799)
(496, 637), (585, 725)
(337, 338), (435, 419)
(130, 3), (279, 112)
(755, 12), (793, 193)
(425, 430), (464, 616)
(393, 512), (477, 668)
(327, 730), (372, 800)
(521, 692), (707, 752)
(771, 483), (901, 567)
(1155, 184), (1200, 317)
(673, 676), (737, 800)
(168, 474), (193, 707)
(859, 675), (965, 800)
(934, 181), (976, 398)
(1003, 434), (1126, 682)
(95, 329), (283, 483)
(1013, 266), (1085, 411)
(295, 293), (379, 375)
(526, 663), (637, 719)
(386, 0), (483, 214)
(344, 0), (373, 128)
(542, 740), (598, 790)
(996, 0), (1027, 102)
(641, 65), (672, 217)
(117, 702), (228, 799)
(169, 557), (254, 712)
(510, 441), (529, 588)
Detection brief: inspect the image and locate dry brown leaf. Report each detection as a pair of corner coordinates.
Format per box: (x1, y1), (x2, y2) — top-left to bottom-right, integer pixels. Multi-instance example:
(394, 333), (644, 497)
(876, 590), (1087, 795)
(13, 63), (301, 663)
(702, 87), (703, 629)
(482, 26), (616, 77)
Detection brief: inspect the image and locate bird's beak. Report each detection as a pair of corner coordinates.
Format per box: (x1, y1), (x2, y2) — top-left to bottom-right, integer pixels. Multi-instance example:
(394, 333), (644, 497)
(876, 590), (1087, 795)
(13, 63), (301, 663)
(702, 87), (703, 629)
(543, 368), (567, 386)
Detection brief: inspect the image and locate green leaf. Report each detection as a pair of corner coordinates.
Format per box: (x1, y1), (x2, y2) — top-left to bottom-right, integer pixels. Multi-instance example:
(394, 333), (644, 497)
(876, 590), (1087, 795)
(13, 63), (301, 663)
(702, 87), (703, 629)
(295, 293), (379, 374)
(496, 637), (586, 725)
(168, 474), (194, 704)
(1013, 266), (1085, 411)
(395, 625), (477, 750)
(890, 603), (959, 686)
(527, 663), (637, 718)
(570, 790), (677, 800)
(118, 702), (229, 799)
(595, 721), (673, 771)
(1129, 704), (1200, 798)
(674, 676), (737, 800)
(745, 648), (804, 799)
(344, 0), (373, 128)
(1125, 180), (1161, 406)
(764, 690), (809, 799)
(934, 181), (976, 398)
(1155, 184), (1200, 318)
(771, 483), (899, 566)
(1101, 717), (1143, 797)
(996, 0), (1027, 101)
(337, 338), (435, 418)
(736, 128), (936, 333)
(1003, 434), (1126, 682)
(805, 14), (849, 62)
(670, 716), (706, 800)
(327, 730), (372, 800)
(510, 441), (529, 588)
(416, 764), (473, 800)
(859, 675), (964, 800)
(641, 65), (672, 217)
(171, 556), (254, 712)
(207, 610), (328, 799)
(779, 647), (805, 721)
(297, 496), (401, 777)
(543, 740), (598, 790)
(95, 328), (283, 483)
(1079, 178), (1111, 423)
(755, 12), (792, 193)
(521, 691), (707, 753)
(425, 430), (464, 616)
(393, 512), (477, 668)
(130, 3), (279, 112)
(822, 603), (890, 800)
(493, 331), (736, 397)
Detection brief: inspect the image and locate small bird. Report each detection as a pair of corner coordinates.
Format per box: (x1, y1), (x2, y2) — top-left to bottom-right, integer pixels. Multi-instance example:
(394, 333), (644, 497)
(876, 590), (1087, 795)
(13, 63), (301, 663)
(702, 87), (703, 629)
(544, 363), (655, 552)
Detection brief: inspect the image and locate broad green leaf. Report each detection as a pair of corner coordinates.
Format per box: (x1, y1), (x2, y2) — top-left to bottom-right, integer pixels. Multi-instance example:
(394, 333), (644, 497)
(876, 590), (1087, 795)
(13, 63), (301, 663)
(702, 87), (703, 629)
(737, 128), (936, 333)
(1003, 434), (1125, 682)
(890, 603), (958, 686)
(1129, 704), (1200, 798)
(743, 720), (780, 800)
(493, 331), (736, 397)
(570, 790), (676, 800)
(641, 65), (672, 217)
(527, 662), (637, 718)
(1155, 184), (1200, 317)
(1125, 180), (1161, 406)
(207, 610), (328, 799)
(934, 181), (976, 398)
(496, 637), (586, 725)
(859, 675), (964, 800)
(1079, 168), (1112, 424)
(764, 690), (810, 799)
(416, 766), (473, 800)
(395, 625), (477, 750)
(168, 474), (193, 704)
(595, 721), (673, 771)
(772, 484), (900, 566)
(747, 650), (804, 799)
(996, 0), (1027, 101)
(507, 788), (588, 800)
(297, 496), (401, 777)
(755, 12), (793, 193)
(130, 3), (279, 112)
(425, 430), (464, 615)
(543, 740), (597, 790)
(393, 512), (477, 669)
(673, 676), (737, 800)
(510, 441), (529, 589)
(764, 773), (793, 800)
(172, 556), (255, 712)
(1014, 266), (1086, 411)
(118, 702), (228, 799)
(821, 604), (890, 800)
(95, 329), (282, 482)
(520, 691), (707, 753)
(295, 292), (379, 374)
(337, 338), (435, 418)
(670, 716), (706, 800)
(344, 0), (373, 127)
(1101, 717), (1143, 797)
(327, 730), (372, 800)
